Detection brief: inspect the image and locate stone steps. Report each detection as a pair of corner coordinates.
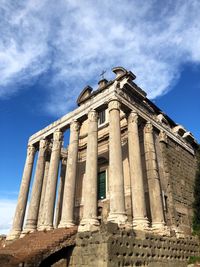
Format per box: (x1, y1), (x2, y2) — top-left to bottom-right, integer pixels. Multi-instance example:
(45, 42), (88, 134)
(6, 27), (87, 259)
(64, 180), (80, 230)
(0, 226), (77, 267)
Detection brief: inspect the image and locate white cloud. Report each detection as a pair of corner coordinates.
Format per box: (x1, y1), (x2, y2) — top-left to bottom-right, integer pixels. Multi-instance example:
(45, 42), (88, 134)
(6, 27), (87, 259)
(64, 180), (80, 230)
(0, 0), (200, 115)
(0, 199), (16, 235)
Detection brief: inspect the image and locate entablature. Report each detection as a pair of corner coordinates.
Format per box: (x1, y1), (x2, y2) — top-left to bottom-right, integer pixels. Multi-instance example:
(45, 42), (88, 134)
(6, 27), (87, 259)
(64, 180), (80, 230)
(28, 67), (197, 155)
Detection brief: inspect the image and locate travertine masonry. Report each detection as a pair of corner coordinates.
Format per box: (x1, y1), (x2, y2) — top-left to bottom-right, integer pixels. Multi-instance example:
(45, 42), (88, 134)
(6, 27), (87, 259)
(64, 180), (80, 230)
(65, 224), (200, 267)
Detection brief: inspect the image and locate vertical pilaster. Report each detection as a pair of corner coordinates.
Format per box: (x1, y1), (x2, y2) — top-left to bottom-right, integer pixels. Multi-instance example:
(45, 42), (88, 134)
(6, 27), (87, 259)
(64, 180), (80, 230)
(159, 131), (180, 235)
(59, 121), (79, 228)
(41, 129), (63, 230)
(107, 98), (127, 225)
(128, 111), (149, 229)
(144, 122), (165, 230)
(23, 139), (48, 233)
(7, 144), (36, 240)
(79, 110), (99, 231)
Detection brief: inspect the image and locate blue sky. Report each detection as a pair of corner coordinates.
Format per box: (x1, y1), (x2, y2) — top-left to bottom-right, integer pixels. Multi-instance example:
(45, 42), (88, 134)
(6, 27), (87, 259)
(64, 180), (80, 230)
(0, 0), (200, 234)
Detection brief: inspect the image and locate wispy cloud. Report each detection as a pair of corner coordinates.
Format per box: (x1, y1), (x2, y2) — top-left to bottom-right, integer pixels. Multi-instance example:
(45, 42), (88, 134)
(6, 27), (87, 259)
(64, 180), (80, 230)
(0, 199), (16, 235)
(0, 0), (200, 115)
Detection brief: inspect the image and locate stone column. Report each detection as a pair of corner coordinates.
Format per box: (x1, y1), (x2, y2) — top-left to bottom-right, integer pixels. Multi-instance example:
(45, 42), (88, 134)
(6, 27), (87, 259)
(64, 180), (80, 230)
(23, 139), (48, 233)
(55, 157), (67, 228)
(37, 155), (50, 229)
(128, 111), (149, 229)
(41, 129), (63, 230)
(144, 122), (165, 230)
(107, 99), (127, 225)
(7, 144), (36, 240)
(59, 121), (79, 228)
(79, 110), (99, 231)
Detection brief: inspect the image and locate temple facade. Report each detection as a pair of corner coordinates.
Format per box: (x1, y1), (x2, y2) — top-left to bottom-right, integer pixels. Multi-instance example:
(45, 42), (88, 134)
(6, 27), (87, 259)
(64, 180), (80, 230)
(7, 67), (198, 241)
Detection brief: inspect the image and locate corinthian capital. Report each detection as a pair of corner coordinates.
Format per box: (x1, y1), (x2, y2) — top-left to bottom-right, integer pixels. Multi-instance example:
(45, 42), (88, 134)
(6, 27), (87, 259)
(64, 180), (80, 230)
(70, 120), (80, 131)
(144, 121), (153, 134)
(53, 129), (63, 141)
(88, 109), (98, 122)
(159, 130), (168, 144)
(39, 139), (48, 152)
(27, 144), (36, 156)
(128, 111), (138, 124)
(108, 98), (120, 112)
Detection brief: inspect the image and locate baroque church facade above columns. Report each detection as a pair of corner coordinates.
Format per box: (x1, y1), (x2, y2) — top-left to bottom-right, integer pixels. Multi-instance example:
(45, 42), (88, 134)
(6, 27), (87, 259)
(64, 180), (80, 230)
(7, 67), (198, 240)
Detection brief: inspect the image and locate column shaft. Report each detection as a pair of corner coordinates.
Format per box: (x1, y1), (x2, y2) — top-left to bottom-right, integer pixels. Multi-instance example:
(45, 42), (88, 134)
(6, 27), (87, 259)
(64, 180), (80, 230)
(79, 110), (99, 231)
(7, 144), (36, 240)
(42, 129), (63, 230)
(55, 158), (66, 228)
(59, 121), (79, 228)
(23, 139), (48, 232)
(37, 156), (50, 229)
(128, 112), (149, 229)
(144, 122), (165, 229)
(108, 99), (127, 224)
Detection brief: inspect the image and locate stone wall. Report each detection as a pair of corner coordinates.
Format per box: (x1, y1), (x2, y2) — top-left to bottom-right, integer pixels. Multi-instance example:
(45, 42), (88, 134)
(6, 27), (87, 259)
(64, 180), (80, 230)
(160, 137), (197, 234)
(52, 224), (200, 267)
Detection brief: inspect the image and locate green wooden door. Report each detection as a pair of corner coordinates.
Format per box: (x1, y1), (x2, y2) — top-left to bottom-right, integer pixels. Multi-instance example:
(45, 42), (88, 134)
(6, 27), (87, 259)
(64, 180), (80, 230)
(98, 171), (106, 200)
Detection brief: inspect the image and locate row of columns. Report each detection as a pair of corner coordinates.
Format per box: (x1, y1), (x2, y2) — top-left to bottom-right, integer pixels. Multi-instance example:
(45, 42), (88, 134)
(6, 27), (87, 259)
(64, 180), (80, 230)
(7, 98), (166, 240)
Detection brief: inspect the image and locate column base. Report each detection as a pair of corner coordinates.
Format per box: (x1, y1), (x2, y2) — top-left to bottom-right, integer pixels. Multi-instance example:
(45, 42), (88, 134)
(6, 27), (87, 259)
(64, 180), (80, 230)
(37, 225), (45, 231)
(6, 229), (21, 241)
(107, 212), (128, 226)
(133, 217), (149, 230)
(37, 224), (54, 231)
(151, 222), (170, 236)
(58, 221), (75, 229)
(152, 221), (165, 229)
(21, 227), (36, 237)
(78, 218), (100, 232)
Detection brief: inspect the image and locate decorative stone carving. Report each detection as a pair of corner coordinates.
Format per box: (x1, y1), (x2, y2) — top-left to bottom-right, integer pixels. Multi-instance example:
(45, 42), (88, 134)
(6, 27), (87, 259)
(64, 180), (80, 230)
(112, 66), (127, 78)
(88, 109), (98, 122)
(77, 85), (93, 106)
(71, 120), (80, 131)
(39, 139), (48, 153)
(144, 121), (153, 133)
(53, 129), (63, 141)
(108, 99), (120, 111)
(128, 111), (138, 124)
(51, 129), (63, 151)
(159, 130), (168, 144)
(27, 144), (36, 156)
(157, 114), (169, 125)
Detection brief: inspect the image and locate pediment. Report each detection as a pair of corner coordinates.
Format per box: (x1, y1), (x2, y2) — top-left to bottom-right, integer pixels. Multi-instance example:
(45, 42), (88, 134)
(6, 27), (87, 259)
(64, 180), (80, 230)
(77, 85), (93, 106)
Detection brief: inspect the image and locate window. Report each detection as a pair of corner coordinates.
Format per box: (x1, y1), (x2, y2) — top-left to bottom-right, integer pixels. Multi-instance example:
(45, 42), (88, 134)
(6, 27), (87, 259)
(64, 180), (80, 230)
(98, 110), (106, 125)
(97, 171), (106, 200)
